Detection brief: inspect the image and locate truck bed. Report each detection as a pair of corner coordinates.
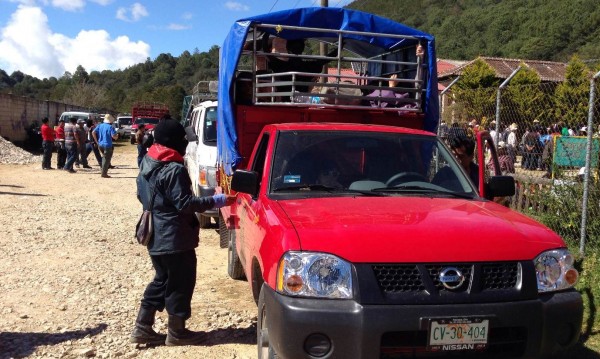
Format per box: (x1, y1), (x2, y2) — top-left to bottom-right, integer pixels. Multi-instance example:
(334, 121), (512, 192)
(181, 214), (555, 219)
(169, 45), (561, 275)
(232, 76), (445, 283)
(233, 105), (425, 170)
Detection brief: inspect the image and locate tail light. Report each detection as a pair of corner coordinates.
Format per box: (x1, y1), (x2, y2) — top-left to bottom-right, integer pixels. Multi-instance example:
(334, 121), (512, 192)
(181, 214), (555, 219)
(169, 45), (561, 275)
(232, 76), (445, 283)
(199, 169), (207, 186)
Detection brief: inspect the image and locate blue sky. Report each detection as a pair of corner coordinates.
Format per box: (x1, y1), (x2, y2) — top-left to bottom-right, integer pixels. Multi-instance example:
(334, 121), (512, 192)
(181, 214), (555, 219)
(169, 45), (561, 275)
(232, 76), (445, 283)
(0, 0), (353, 79)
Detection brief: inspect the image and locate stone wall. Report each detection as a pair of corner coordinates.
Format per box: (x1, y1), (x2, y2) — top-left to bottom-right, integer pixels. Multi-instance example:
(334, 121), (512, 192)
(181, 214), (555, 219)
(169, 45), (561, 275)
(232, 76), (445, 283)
(0, 93), (87, 143)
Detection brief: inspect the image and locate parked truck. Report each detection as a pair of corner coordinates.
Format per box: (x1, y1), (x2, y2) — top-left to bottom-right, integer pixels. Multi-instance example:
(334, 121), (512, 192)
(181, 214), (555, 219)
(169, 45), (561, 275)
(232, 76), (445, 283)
(183, 81), (219, 228)
(129, 101), (169, 144)
(216, 7), (582, 359)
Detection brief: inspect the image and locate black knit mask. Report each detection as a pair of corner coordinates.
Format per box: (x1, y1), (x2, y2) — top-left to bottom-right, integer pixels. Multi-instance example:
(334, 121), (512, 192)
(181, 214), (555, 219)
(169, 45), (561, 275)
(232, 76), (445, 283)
(153, 120), (188, 156)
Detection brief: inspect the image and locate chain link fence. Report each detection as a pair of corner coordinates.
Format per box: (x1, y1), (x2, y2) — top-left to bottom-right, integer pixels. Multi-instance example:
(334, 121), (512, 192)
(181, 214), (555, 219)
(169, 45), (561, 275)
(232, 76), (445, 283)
(440, 76), (600, 257)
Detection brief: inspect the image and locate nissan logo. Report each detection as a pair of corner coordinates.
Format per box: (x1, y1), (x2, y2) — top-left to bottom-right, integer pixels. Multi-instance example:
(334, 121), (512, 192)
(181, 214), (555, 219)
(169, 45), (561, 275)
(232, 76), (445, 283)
(439, 267), (465, 290)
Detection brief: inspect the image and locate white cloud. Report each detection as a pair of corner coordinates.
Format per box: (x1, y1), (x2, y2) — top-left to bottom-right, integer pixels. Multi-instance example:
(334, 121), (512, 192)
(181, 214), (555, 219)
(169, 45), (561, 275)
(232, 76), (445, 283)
(116, 2), (148, 22)
(51, 0), (85, 11)
(90, 0), (113, 5)
(0, 5), (150, 79)
(182, 11), (193, 20)
(225, 1), (249, 11)
(167, 23), (191, 31)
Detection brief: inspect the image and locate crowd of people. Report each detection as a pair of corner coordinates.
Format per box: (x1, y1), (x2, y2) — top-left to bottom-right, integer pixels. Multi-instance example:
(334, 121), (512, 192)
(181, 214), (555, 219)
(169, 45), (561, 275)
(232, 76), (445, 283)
(40, 114), (119, 177)
(440, 119), (600, 178)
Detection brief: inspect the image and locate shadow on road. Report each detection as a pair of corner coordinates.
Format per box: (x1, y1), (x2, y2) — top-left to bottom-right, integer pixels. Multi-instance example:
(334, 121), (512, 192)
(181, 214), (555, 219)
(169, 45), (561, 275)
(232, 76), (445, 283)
(0, 323), (108, 358)
(0, 191), (46, 196)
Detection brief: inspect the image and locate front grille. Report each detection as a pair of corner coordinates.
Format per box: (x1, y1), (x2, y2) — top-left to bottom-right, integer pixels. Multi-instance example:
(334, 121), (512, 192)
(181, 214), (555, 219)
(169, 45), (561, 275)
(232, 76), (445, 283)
(373, 265), (425, 292)
(372, 262), (520, 295)
(482, 263), (519, 290)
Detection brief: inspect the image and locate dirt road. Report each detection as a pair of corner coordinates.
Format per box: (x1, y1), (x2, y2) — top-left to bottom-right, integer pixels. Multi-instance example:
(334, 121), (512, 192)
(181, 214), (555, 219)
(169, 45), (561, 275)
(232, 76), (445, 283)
(0, 141), (257, 359)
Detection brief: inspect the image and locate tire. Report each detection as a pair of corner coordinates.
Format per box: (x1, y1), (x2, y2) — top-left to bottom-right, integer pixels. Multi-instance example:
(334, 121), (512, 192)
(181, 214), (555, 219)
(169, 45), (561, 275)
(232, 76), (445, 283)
(218, 213), (228, 249)
(257, 287), (278, 359)
(199, 214), (212, 229)
(251, 261), (264, 306)
(227, 229), (245, 280)
(130, 136), (135, 145)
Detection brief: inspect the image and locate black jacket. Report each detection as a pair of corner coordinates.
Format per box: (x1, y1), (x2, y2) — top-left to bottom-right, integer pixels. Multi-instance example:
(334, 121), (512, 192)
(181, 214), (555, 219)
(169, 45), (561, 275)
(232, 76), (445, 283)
(137, 152), (215, 255)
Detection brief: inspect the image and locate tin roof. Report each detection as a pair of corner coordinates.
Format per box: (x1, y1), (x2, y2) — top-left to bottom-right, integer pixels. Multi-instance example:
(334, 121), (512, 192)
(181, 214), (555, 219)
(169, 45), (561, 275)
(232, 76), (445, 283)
(438, 56), (567, 82)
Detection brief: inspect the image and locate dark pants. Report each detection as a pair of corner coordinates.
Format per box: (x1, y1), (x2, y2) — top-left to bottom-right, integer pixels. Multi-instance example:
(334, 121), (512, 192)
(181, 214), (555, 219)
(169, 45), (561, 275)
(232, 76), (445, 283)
(137, 144), (147, 168)
(141, 250), (197, 319)
(86, 143), (102, 166)
(42, 140), (53, 169)
(56, 143), (66, 169)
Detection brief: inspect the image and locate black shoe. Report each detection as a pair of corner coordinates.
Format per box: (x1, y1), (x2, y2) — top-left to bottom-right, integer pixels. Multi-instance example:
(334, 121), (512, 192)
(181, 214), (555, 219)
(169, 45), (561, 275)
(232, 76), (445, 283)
(109, 165), (116, 169)
(57, 166), (63, 169)
(83, 165), (92, 169)
(42, 167), (49, 170)
(165, 315), (205, 346)
(130, 307), (166, 346)
(101, 174), (111, 178)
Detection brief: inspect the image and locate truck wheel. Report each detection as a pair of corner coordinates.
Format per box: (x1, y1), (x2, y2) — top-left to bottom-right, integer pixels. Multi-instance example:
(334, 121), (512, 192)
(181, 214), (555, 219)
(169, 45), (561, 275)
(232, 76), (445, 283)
(130, 136), (135, 145)
(257, 288), (278, 359)
(218, 213), (228, 248)
(199, 214), (212, 229)
(228, 230), (245, 280)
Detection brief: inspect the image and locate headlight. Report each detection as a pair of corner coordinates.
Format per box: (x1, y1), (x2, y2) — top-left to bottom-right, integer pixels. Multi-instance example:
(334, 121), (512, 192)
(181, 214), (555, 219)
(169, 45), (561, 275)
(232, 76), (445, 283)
(534, 249), (579, 293)
(276, 252), (353, 299)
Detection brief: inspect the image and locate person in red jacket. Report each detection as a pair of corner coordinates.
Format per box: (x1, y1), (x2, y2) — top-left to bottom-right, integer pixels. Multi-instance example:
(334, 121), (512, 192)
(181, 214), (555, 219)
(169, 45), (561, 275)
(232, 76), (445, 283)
(40, 117), (55, 170)
(54, 119), (66, 169)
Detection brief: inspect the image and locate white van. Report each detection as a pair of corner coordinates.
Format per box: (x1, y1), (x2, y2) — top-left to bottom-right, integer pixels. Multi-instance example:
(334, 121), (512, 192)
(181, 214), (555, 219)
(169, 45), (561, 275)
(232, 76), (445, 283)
(59, 111), (101, 123)
(184, 100), (218, 228)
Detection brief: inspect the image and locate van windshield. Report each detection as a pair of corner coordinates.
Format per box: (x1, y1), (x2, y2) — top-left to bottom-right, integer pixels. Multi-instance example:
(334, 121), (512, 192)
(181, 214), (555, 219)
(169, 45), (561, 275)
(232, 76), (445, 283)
(202, 107), (217, 145)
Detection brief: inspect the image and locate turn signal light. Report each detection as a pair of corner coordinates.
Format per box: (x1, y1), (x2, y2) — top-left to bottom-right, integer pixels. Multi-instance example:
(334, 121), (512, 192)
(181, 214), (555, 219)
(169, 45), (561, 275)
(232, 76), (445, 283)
(285, 275), (304, 293)
(565, 268), (579, 286)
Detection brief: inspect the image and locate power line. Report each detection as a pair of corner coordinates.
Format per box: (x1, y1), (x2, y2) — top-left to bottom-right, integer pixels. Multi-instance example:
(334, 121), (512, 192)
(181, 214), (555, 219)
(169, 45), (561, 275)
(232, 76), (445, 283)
(268, 0), (279, 13)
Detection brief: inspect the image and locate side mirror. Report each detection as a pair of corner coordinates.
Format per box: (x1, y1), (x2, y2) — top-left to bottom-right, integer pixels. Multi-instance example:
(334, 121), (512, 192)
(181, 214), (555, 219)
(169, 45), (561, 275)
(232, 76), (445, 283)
(231, 170), (260, 197)
(487, 175), (515, 198)
(184, 126), (198, 142)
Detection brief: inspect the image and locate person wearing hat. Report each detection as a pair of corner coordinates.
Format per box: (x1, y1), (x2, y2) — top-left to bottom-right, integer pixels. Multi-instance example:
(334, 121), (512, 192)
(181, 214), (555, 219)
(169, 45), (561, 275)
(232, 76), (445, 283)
(92, 114), (118, 178)
(55, 118), (66, 169)
(131, 119), (235, 346)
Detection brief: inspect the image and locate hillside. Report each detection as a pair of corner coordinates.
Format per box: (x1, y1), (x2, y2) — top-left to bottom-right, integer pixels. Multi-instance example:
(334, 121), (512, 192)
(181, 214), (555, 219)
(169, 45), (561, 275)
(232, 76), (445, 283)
(347, 0), (600, 62)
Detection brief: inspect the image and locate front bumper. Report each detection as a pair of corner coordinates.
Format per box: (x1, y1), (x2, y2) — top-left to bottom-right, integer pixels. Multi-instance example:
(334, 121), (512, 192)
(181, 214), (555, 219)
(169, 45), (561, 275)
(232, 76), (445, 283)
(263, 285), (582, 359)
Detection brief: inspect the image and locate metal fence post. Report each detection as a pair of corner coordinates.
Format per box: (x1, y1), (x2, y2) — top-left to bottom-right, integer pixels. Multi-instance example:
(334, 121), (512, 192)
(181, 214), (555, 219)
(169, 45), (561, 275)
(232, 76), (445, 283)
(438, 76), (461, 137)
(580, 70), (600, 257)
(495, 67), (522, 145)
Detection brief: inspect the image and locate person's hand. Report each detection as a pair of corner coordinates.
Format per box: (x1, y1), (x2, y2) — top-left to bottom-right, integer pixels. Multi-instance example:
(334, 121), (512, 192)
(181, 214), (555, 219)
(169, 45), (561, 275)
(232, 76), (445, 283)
(388, 73), (398, 88)
(416, 44), (424, 59)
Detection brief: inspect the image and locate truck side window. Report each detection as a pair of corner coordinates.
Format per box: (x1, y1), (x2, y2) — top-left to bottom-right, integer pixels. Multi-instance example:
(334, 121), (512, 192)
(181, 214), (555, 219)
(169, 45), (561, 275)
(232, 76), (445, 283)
(251, 134), (270, 178)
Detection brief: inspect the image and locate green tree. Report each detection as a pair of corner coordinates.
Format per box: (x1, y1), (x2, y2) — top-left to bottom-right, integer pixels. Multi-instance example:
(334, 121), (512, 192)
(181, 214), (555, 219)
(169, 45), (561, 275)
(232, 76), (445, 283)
(554, 55), (590, 128)
(452, 58), (499, 122)
(72, 65), (89, 84)
(504, 64), (548, 125)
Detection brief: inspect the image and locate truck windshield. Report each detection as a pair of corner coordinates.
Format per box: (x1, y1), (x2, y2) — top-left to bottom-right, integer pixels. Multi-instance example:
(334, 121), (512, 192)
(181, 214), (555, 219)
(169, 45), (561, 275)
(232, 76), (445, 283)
(269, 130), (478, 198)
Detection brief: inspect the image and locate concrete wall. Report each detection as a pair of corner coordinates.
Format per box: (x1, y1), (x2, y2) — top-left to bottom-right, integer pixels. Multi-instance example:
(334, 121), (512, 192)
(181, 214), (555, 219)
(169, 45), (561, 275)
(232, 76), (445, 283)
(0, 93), (87, 142)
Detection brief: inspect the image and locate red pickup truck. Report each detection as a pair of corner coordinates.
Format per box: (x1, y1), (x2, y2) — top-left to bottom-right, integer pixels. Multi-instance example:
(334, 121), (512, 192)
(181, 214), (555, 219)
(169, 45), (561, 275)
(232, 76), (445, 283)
(129, 102), (169, 144)
(217, 8), (582, 359)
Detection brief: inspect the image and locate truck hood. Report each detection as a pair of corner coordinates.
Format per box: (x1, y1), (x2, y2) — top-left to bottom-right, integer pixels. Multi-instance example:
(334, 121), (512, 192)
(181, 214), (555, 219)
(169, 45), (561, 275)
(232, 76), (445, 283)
(277, 197), (564, 263)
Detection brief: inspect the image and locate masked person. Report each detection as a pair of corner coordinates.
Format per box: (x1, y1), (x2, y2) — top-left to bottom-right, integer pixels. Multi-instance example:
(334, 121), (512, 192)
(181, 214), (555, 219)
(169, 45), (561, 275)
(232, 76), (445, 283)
(131, 119), (235, 346)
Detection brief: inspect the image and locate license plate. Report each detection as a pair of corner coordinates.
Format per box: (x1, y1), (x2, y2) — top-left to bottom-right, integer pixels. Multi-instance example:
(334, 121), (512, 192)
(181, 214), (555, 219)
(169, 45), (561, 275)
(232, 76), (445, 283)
(427, 318), (488, 351)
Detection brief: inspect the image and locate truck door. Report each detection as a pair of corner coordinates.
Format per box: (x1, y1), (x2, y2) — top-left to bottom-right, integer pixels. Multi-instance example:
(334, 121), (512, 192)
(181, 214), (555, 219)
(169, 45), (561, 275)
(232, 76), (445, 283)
(236, 133), (271, 267)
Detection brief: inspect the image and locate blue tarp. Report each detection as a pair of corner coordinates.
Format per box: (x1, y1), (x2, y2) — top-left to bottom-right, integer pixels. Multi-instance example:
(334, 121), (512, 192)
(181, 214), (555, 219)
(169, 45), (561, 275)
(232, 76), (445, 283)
(217, 7), (439, 175)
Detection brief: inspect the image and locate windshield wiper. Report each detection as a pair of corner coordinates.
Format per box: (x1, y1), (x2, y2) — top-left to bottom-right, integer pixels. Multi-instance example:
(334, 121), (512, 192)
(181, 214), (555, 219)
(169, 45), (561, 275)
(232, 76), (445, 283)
(272, 185), (388, 196)
(373, 185), (475, 199)
(273, 184), (337, 192)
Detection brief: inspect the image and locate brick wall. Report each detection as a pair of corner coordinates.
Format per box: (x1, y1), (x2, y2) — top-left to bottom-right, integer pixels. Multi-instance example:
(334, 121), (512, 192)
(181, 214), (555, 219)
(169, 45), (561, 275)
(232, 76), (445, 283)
(0, 93), (86, 142)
